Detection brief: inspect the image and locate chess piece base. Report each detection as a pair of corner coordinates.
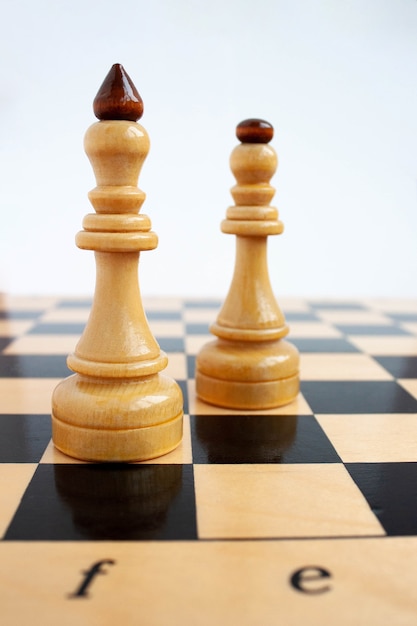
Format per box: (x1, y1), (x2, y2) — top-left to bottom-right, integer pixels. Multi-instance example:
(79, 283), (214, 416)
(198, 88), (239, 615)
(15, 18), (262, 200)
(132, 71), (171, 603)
(52, 373), (183, 462)
(195, 339), (299, 410)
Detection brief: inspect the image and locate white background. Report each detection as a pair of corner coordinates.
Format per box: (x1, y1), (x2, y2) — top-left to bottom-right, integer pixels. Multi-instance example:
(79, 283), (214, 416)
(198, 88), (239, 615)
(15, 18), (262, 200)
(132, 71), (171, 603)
(0, 0), (416, 298)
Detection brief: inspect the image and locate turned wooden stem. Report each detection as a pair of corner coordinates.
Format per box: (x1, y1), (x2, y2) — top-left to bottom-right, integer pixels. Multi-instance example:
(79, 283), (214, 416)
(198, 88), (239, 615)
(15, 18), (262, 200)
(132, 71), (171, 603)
(70, 251), (161, 368)
(215, 236), (288, 335)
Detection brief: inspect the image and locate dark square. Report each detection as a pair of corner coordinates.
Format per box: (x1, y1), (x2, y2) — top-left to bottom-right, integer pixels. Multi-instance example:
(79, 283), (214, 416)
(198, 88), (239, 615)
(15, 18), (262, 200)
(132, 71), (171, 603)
(29, 323), (85, 335)
(292, 338), (359, 353)
(301, 381), (417, 414)
(187, 355), (196, 379)
(190, 414), (341, 464)
(335, 325), (411, 336)
(147, 311), (182, 321)
(4, 464), (197, 541)
(0, 337), (13, 351)
(0, 415), (51, 462)
(374, 357), (417, 379)
(346, 462), (417, 536)
(0, 310), (42, 320)
(57, 300), (92, 308)
(285, 312), (320, 322)
(156, 337), (185, 352)
(177, 379), (189, 415)
(388, 313), (417, 323)
(186, 323), (210, 335)
(310, 302), (367, 311)
(0, 355), (71, 378)
(184, 300), (222, 309)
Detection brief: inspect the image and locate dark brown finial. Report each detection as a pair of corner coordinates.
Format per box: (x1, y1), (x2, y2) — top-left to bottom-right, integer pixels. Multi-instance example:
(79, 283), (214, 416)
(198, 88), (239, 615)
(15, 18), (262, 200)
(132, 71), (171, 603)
(93, 64), (144, 122)
(236, 119), (274, 144)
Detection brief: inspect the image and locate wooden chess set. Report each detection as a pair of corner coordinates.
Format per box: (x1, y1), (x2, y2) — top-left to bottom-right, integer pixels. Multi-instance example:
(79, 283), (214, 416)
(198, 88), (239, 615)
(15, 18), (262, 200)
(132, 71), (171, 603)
(1, 65), (417, 624)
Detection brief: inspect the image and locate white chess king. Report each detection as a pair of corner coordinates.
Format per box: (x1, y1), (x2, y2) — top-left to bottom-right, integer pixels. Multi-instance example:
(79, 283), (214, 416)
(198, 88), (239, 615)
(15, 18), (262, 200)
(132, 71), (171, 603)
(195, 118), (300, 409)
(51, 64), (183, 461)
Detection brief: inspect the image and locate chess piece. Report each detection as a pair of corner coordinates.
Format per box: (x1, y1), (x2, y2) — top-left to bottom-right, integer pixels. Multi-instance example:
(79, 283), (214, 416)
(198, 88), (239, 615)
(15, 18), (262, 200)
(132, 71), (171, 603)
(195, 119), (299, 409)
(51, 64), (183, 461)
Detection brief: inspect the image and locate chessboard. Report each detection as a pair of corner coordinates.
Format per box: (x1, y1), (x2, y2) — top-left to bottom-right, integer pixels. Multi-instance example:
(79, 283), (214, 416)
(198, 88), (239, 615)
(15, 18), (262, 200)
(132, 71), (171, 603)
(1, 295), (417, 625)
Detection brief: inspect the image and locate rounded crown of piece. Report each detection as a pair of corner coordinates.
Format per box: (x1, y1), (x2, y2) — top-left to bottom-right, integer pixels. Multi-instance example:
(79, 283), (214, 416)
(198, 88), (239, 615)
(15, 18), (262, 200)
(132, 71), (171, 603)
(236, 119), (274, 144)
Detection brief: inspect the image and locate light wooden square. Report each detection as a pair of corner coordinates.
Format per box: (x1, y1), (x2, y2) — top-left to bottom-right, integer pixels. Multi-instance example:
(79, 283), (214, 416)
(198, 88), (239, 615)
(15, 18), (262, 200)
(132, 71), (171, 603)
(0, 296), (58, 311)
(0, 378), (60, 414)
(194, 464), (384, 539)
(143, 297), (183, 311)
(349, 336), (417, 356)
(149, 320), (184, 337)
(0, 320), (35, 337)
(366, 299), (417, 313)
(185, 334), (211, 355)
(317, 414), (417, 462)
(4, 335), (79, 355)
(183, 308), (219, 324)
(164, 352), (187, 380)
(301, 354), (393, 381)
(280, 297), (312, 312)
(40, 307), (90, 323)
